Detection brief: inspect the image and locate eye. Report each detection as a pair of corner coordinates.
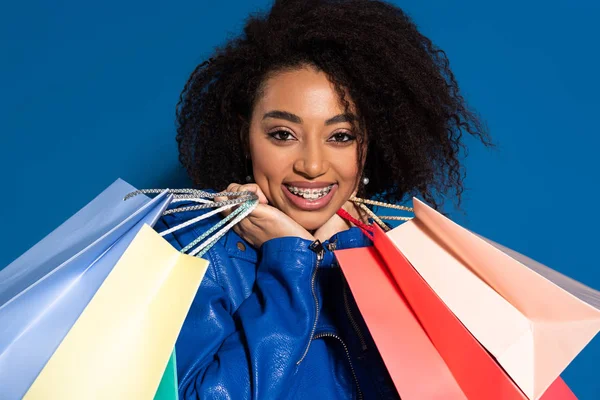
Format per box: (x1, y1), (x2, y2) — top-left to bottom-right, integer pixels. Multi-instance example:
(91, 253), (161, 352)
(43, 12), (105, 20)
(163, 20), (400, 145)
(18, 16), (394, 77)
(268, 129), (297, 141)
(328, 131), (356, 143)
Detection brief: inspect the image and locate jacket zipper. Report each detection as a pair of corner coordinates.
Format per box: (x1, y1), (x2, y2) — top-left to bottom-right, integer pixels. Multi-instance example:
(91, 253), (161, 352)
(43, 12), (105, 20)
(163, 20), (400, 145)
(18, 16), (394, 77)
(313, 332), (364, 400)
(297, 240), (325, 365)
(342, 277), (368, 351)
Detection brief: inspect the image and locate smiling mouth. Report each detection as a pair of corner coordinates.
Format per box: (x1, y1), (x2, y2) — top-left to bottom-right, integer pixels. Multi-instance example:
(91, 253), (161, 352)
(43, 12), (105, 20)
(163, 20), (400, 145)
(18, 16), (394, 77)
(284, 184), (334, 200)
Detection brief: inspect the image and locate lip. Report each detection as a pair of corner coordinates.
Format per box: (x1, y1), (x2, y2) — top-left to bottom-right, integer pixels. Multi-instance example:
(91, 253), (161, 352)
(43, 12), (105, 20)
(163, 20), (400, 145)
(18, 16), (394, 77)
(284, 181), (336, 189)
(282, 183), (338, 211)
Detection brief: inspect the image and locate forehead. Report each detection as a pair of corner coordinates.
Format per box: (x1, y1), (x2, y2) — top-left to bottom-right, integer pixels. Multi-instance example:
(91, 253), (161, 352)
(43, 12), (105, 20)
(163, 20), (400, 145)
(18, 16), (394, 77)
(255, 66), (355, 118)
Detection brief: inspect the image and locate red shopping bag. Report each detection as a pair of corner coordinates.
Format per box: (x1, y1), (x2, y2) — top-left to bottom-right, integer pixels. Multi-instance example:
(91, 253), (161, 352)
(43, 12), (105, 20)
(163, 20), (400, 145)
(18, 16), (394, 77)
(335, 225), (576, 400)
(336, 246), (467, 399)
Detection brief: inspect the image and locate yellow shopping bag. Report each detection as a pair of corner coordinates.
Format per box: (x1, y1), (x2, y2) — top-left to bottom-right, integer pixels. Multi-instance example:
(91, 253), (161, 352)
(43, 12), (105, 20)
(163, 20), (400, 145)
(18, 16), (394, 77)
(24, 225), (209, 399)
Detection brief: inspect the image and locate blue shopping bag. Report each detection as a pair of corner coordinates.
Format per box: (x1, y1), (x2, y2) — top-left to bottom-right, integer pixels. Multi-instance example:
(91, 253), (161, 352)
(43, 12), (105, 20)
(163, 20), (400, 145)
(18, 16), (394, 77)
(0, 179), (147, 302)
(0, 181), (258, 400)
(0, 179), (172, 400)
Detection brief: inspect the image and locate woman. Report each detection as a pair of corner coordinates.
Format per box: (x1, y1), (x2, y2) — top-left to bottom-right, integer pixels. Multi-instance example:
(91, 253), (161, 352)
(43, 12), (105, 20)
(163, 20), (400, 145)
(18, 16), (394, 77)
(155, 0), (490, 398)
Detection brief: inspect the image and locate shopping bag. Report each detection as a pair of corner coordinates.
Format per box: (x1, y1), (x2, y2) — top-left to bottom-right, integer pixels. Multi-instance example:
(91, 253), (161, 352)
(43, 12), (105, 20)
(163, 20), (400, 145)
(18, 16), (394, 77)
(148, 191), (259, 400)
(384, 198), (600, 400)
(154, 352), (179, 400)
(22, 224), (208, 399)
(336, 246), (468, 399)
(0, 180), (172, 400)
(339, 224), (575, 399)
(0, 178), (149, 307)
(0, 180), (257, 399)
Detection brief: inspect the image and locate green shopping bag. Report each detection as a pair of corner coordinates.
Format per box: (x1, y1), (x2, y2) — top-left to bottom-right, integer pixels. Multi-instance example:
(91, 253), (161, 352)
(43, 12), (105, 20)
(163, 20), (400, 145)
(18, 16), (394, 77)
(154, 351), (179, 400)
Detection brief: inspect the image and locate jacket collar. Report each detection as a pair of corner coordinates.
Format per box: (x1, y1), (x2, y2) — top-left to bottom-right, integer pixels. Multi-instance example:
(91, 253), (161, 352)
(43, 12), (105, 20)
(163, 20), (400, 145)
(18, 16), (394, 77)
(224, 225), (372, 265)
(327, 226), (372, 251)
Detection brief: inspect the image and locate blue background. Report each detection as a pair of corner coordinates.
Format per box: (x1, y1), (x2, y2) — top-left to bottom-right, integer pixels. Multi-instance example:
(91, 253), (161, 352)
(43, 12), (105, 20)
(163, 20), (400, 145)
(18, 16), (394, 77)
(1, 0), (599, 397)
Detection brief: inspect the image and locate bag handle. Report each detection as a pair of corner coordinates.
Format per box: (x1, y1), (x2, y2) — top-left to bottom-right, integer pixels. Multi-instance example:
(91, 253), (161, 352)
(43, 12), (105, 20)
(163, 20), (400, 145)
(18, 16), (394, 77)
(125, 188), (258, 258)
(340, 196), (414, 235)
(126, 188), (414, 251)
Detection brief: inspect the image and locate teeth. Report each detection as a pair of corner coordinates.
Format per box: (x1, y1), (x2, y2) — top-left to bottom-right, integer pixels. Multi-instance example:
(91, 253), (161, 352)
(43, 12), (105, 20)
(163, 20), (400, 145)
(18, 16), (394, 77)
(287, 185), (333, 200)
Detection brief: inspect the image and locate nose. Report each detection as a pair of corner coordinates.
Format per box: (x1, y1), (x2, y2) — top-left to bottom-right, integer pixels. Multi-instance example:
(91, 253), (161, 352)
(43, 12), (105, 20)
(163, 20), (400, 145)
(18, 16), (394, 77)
(293, 140), (329, 179)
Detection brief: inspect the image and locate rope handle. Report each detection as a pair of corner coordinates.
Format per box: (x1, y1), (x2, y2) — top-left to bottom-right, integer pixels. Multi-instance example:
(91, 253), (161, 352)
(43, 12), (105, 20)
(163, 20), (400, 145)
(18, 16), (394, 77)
(125, 188), (257, 214)
(125, 188), (413, 250)
(125, 188), (259, 258)
(345, 196), (414, 232)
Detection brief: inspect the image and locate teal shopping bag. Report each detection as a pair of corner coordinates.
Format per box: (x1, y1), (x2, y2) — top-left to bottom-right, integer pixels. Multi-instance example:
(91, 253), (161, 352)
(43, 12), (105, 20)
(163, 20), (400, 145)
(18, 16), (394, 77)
(155, 351), (179, 400)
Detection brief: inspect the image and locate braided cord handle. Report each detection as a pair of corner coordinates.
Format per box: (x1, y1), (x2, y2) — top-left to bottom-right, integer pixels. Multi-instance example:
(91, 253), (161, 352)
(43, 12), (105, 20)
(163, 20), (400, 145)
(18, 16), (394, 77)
(348, 196), (414, 232)
(125, 188), (412, 247)
(125, 188), (259, 258)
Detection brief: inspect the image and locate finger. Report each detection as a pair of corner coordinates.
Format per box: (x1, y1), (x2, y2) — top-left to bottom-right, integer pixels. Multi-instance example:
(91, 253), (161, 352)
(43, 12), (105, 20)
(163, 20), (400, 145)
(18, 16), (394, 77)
(243, 204), (302, 230)
(254, 188), (269, 204)
(214, 183), (242, 217)
(216, 183), (240, 199)
(232, 221), (256, 248)
(239, 183), (269, 204)
(214, 183), (234, 202)
(244, 203), (271, 218)
(215, 182), (267, 220)
(227, 182), (242, 192)
(231, 223), (243, 240)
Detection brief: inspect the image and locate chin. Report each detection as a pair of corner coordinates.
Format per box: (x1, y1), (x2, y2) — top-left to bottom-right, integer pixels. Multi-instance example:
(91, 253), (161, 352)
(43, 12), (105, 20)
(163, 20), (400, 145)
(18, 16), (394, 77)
(288, 211), (330, 233)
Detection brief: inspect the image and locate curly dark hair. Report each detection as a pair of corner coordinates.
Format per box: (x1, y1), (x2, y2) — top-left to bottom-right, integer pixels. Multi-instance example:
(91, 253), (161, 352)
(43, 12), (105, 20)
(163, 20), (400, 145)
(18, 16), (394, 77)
(175, 0), (491, 209)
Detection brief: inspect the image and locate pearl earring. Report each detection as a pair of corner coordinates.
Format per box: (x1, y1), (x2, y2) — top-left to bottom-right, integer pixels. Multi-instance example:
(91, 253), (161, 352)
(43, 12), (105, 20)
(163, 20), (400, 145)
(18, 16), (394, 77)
(362, 176), (370, 185)
(245, 155), (253, 183)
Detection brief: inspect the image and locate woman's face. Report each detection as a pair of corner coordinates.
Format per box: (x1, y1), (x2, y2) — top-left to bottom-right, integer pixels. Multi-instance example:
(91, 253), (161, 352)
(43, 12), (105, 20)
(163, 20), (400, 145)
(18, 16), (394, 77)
(248, 65), (361, 231)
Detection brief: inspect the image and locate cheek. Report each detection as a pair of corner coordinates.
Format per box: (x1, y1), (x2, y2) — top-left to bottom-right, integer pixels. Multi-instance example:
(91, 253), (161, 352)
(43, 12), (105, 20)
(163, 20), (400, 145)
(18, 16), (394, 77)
(249, 140), (294, 203)
(251, 145), (292, 180)
(332, 150), (360, 190)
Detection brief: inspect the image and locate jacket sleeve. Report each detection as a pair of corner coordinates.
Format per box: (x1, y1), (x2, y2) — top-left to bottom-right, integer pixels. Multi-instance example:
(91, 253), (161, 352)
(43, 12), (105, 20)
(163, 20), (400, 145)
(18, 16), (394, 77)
(159, 212), (320, 400)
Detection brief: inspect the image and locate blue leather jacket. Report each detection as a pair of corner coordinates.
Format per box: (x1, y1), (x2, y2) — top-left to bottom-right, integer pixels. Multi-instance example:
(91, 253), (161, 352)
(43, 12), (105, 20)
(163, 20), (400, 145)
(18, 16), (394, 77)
(155, 202), (399, 400)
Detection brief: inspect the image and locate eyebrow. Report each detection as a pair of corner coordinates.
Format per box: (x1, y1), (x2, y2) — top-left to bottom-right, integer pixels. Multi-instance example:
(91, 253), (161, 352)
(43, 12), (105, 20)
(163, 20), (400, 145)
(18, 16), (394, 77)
(262, 110), (356, 125)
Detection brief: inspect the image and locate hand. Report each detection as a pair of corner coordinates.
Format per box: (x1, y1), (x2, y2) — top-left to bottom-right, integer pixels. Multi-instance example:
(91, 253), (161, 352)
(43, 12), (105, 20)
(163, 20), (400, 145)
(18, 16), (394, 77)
(313, 199), (366, 243)
(215, 183), (315, 249)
